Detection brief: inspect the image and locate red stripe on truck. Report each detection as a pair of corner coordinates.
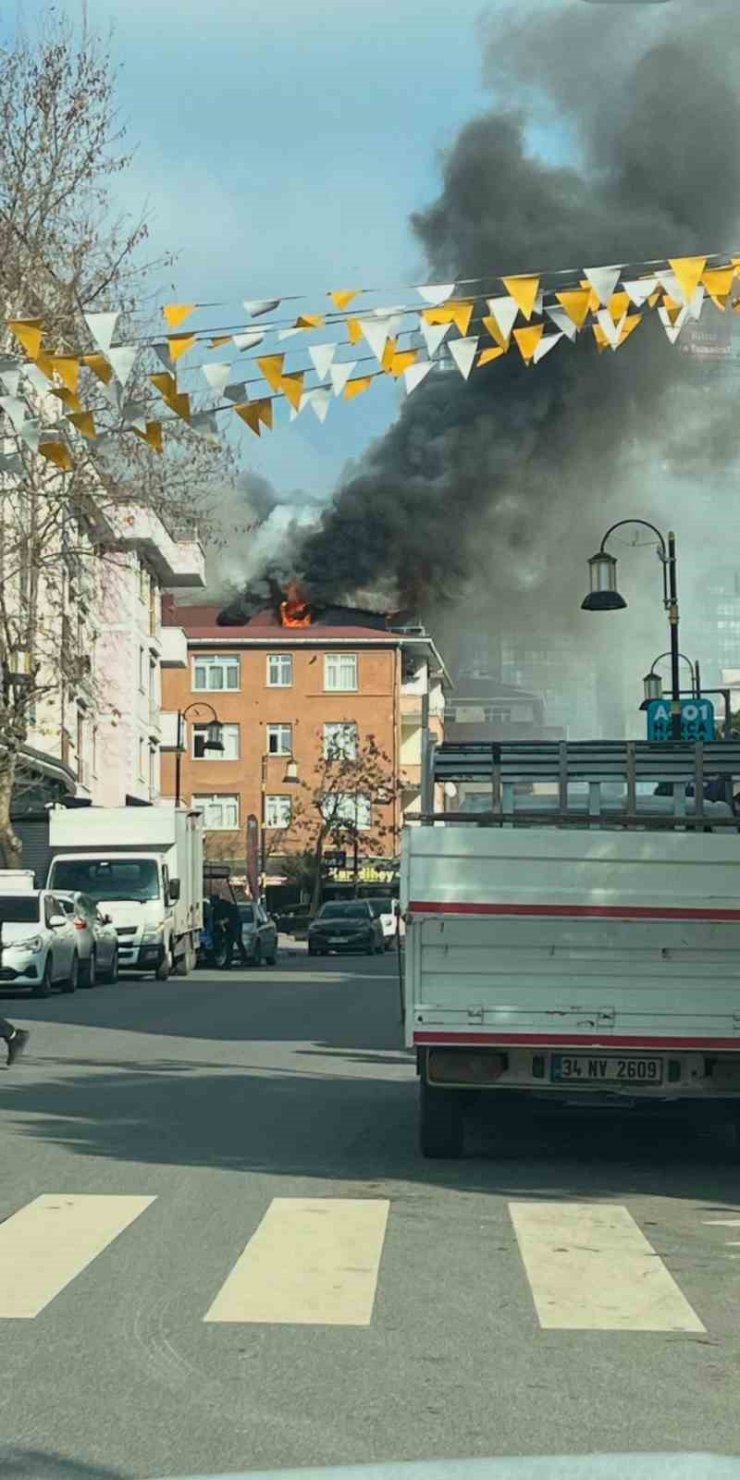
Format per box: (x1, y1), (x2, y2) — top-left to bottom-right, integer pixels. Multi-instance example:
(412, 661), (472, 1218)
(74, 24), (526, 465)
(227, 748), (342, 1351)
(414, 1031), (740, 1049)
(409, 901), (740, 921)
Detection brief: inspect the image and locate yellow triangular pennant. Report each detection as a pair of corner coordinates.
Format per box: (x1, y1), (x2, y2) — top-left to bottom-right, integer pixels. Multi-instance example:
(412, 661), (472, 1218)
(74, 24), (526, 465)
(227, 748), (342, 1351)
(482, 314), (512, 350)
(150, 371), (178, 405)
(234, 402), (262, 436)
(513, 323), (544, 363)
(170, 392), (192, 423)
(607, 292), (631, 325)
(168, 332), (197, 363)
(346, 318), (363, 345)
(51, 356), (81, 394)
(668, 256), (707, 304)
(592, 322), (610, 352)
(422, 301), (474, 335)
(209, 335), (233, 349)
(83, 353), (114, 384)
(39, 439), (74, 471)
(381, 337), (398, 373)
(163, 303), (196, 329)
(50, 386), (83, 414)
(295, 314), (324, 330)
(477, 346), (506, 367)
(701, 266), (734, 307)
(647, 289), (662, 308)
(257, 354), (285, 392)
(280, 372), (305, 410)
(330, 289), (360, 311)
(8, 318), (43, 360)
(345, 374), (374, 400)
(555, 289), (592, 330)
(617, 312), (642, 347)
(35, 351), (56, 381)
(388, 348), (418, 377)
(502, 275), (540, 321)
(579, 280), (602, 315)
(256, 398), (273, 430)
(68, 410), (97, 440)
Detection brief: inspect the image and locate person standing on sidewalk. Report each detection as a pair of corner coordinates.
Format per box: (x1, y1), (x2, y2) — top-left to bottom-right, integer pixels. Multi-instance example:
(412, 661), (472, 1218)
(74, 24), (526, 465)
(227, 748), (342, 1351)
(0, 1017), (29, 1066)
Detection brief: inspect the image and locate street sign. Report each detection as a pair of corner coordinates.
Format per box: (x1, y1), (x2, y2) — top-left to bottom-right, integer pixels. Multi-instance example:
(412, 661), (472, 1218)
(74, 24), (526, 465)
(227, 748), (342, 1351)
(646, 698), (716, 742)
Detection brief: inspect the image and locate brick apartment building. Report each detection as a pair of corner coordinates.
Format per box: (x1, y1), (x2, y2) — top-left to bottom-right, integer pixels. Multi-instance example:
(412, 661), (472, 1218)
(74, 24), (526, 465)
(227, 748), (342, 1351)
(159, 596), (447, 881)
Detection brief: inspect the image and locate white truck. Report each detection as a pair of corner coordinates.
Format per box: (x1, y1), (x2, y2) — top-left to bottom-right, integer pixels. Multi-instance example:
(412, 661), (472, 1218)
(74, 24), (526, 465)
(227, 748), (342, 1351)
(45, 803), (204, 979)
(403, 739), (740, 1156)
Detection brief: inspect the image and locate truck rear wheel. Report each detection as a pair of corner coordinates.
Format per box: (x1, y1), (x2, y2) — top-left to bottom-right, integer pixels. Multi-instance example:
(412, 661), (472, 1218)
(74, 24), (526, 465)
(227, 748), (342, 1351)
(419, 1077), (464, 1159)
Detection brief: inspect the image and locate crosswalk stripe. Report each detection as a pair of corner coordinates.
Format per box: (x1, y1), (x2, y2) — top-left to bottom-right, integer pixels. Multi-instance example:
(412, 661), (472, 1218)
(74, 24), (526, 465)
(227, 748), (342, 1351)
(509, 1201), (705, 1332)
(0, 1194), (156, 1319)
(204, 1197), (390, 1326)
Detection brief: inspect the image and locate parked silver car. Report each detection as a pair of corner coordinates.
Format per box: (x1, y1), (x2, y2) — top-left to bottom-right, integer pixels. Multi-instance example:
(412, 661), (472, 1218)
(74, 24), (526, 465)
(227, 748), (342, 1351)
(56, 892), (119, 986)
(237, 902), (278, 965)
(0, 889), (79, 996)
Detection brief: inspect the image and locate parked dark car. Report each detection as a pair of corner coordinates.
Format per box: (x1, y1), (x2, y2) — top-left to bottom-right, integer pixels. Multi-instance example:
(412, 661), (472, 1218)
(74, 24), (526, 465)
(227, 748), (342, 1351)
(307, 899), (384, 956)
(237, 902), (278, 965)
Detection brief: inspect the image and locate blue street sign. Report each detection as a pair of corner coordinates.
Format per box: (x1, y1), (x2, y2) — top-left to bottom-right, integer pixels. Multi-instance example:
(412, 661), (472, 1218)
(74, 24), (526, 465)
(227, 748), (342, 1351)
(646, 697), (716, 742)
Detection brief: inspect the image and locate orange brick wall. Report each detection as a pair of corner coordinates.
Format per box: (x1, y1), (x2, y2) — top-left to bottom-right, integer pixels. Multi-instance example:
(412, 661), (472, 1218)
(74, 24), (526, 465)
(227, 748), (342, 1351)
(161, 641), (402, 865)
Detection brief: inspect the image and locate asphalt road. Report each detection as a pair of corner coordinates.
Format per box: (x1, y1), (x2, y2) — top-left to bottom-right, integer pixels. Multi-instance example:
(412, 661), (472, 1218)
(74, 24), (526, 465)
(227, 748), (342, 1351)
(2, 945), (740, 1479)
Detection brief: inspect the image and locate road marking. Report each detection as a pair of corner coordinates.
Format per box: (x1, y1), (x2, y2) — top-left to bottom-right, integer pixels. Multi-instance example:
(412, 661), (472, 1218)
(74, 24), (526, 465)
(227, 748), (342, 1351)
(509, 1202), (705, 1332)
(703, 1218), (740, 1226)
(204, 1197), (390, 1325)
(0, 1194), (156, 1319)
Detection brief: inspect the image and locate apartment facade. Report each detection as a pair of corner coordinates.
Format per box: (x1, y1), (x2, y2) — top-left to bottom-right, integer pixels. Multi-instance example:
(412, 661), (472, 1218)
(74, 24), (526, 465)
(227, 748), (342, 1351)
(159, 602), (446, 877)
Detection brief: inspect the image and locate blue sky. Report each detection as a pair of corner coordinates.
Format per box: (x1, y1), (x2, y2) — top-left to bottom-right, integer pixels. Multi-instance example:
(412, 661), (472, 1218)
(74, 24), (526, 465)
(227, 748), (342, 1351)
(6, 0), (566, 495)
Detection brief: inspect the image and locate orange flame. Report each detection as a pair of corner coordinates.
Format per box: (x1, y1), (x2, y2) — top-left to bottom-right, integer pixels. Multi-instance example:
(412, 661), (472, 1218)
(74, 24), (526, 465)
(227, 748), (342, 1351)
(279, 580), (312, 627)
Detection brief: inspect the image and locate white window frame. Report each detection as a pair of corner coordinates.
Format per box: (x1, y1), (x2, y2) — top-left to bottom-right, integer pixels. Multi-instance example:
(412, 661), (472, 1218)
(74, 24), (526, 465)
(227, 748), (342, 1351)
(322, 792), (372, 830)
(192, 654), (241, 692)
(265, 794), (292, 829)
(323, 721), (358, 760)
(266, 723), (292, 756)
(194, 793), (240, 830)
(192, 722), (240, 760)
(267, 653), (293, 688)
(324, 652), (358, 692)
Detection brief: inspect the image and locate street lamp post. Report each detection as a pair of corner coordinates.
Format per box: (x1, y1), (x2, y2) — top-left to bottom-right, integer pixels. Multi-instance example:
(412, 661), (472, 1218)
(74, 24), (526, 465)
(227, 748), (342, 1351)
(583, 521), (682, 742)
(174, 701), (224, 807)
(259, 755), (299, 897)
(641, 652), (700, 707)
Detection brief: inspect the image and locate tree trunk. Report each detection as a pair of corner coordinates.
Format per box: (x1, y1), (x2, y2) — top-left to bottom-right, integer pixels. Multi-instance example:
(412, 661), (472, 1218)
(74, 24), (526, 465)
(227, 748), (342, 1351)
(0, 748), (22, 868)
(310, 834), (325, 917)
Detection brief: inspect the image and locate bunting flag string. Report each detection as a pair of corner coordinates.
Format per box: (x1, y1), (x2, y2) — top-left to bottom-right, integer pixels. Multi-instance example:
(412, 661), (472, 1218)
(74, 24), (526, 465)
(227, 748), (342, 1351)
(0, 249), (738, 464)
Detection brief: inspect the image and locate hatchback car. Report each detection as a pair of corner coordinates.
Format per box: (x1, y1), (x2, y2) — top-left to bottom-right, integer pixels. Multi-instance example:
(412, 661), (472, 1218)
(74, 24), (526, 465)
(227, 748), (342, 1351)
(55, 891), (119, 986)
(308, 899), (385, 956)
(237, 902), (278, 965)
(0, 890), (79, 995)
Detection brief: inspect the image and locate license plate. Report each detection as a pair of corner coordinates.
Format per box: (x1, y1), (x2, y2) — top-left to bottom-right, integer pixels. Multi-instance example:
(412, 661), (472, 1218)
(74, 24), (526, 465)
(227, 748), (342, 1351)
(551, 1054), (663, 1085)
(333, 936), (350, 944)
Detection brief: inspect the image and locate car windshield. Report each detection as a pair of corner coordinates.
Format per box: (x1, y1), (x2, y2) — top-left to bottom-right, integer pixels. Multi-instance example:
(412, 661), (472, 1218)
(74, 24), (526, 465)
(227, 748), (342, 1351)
(0, 895), (40, 924)
(49, 859), (160, 903)
(318, 901), (369, 919)
(238, 904), (255, 923)
(368, 898), (393, 918)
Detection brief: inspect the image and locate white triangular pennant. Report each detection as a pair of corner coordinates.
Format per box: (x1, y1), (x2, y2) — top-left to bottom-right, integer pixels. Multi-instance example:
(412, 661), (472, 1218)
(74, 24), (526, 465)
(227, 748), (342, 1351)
(533, 332), (564, 364)
(278, 327), (303, 341)
(658, 304), (689, 342)
(544, 305), (578, 342)
(0, 370), (21, 396)
(583, 264), (622, 307)
(107, 344), (138, 387)
(419, 320), (451, 358)
(595, 309), (621, 348)
(22, 364), (53, 397)
(486, 296), (519, 341)
(84, 311), (119, 353)
(533, 292), (544, 316)
(302, 386), (332, 423)
(687, 285), (705, 321)
(448, 336), (479, 380)
(121, 401), (149, 432)
(191, 410), (220, 443)
(18, 420), (40, 451)
(101, 378), (123, 411)
(656, 269), (684, 305)
(417, 282), (456, 306)
(202, 362), (232, 397)
(330, 361), (355, 396)
(0, 395), (29, 431)
(152, 342), (172, 369)
(309, 344), (337, 380)
(623, 276), (658, 307)
(243, 299), (280, 318)
(403, 360), (435, 395)
(223, 381), (247, 403)
(358, 319), (389, 363)
(233, 330), (265, 352)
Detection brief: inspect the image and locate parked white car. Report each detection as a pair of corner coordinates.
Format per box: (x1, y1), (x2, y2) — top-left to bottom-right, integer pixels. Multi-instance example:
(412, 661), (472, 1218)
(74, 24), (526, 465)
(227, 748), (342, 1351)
(0, 889), (80, 996)
(55, 891), (119, 986)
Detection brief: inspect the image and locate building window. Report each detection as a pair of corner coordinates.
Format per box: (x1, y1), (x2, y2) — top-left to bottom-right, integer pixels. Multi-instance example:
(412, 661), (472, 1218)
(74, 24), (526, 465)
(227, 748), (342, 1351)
(265, 794), (292, 828)
(139, 563), (149, 605)
(193, 722), (240, 760)
(195, 793), (240, 830)
(324, 653), (358, 692)
(323, 721), (358, 760)
(267, 723), (292, 755)
(192, 654), (240, 691)
(149, 745), (159, 798)
(138, 736), (146, 782)
(322, 792), (372, 829)
(76, 708), (87, 786)
(267, 653), (293, 687)
(139, 646), (147, 693)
